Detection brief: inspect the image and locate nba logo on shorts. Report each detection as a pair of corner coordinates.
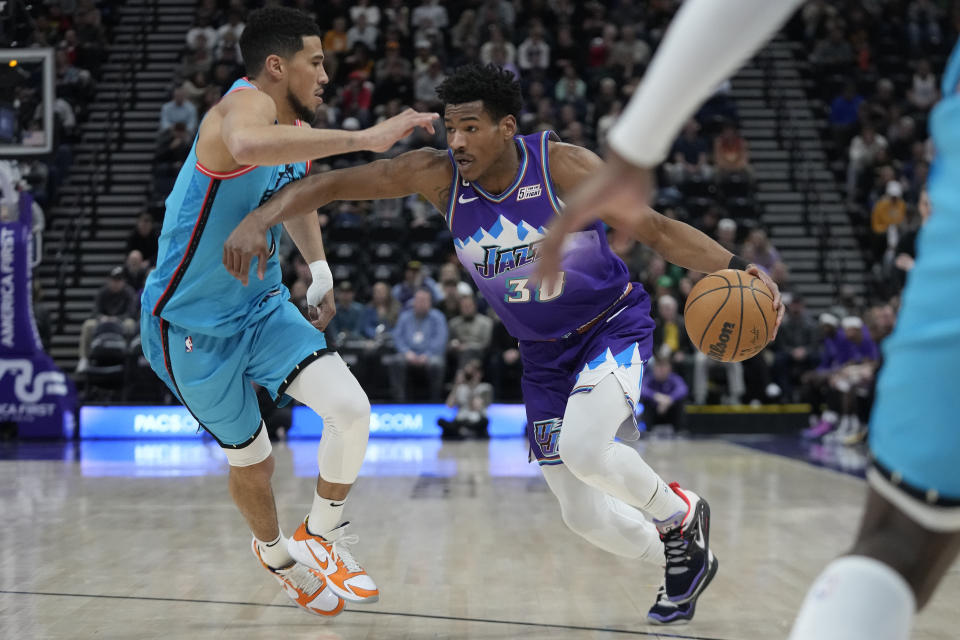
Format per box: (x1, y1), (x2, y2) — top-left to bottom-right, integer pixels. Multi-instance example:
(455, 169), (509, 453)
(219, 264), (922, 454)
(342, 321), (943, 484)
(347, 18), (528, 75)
(185, 336), (193, 353)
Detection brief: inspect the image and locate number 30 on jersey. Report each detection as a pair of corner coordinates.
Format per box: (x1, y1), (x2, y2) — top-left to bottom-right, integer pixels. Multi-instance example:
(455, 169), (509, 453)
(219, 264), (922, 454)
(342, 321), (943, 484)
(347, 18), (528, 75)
(505, 272), (566, 303)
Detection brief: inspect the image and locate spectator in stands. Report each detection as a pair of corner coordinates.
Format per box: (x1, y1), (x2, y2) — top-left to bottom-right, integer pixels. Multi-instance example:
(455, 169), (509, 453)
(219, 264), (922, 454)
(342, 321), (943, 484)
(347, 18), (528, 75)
(350, 0), (381, 27)
(448, 293), (493, 369)
(480, 24), (516, 66)
(122, 250), (148, 292)
(365, 281), (402, 337)
(652, 294), (689, 369)
(347, 13), (379, 52)
(772, 293), (820, 402)
(414, 57), (447, 108)
(76, 266), (139, 374)
(340, 71), (373, 127)
(387, 287), (448, 401)
(438, 358), (493, 439)
(894, 187), (931, 278)
(186, 16), (216, 52)
(393, 260), (441, 307)
(160, 88), (198, 135)
(847, 124), (888, 199)
(870, 180), (907, 263)
(216, 10), (245, 47)
(715, 217), (739, 254)
(741, 228), (783, 274)
(714, 121), (751, 179)
(908, 58), (940, 113)
(327, 281), (368, 345)
(154, 122), (192, 197)
(323, 16), (350, 61)
(666, 119), (712, 184)
(641, 355), (689, 429)
(181, 71), (209, 111)
(412, 0), (448, 33)
(488, 310), (522, 401)
(609, 25), (651, 79)
(518, 21), (551, 73)
(811, 28), (854, 70)
(437, 275), (473, 320)
(554, 63), (587, 106)
(907, 0), (943, 51)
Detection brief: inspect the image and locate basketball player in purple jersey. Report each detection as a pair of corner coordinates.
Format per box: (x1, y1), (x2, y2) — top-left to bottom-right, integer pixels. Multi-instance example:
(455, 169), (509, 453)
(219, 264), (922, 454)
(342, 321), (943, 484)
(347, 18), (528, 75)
(224, 64), (782, 623)
(543, 0), (960, 638)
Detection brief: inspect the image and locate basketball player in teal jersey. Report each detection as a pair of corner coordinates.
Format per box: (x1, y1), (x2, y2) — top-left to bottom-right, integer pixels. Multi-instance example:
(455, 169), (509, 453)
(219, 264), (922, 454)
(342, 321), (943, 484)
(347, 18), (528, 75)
(541, 1), (960, 638)
(222, 64), (783, 624)
(139, 6), (437, 617)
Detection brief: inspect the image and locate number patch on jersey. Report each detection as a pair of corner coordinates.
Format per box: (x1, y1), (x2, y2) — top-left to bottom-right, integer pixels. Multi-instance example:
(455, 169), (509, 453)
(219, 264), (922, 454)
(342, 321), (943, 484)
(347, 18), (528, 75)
(504, 271), (566, 303)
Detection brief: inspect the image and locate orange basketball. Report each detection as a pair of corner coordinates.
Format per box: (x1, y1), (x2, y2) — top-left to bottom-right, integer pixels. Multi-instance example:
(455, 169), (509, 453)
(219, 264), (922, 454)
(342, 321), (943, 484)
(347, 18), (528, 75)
(683, 269), (776, 363)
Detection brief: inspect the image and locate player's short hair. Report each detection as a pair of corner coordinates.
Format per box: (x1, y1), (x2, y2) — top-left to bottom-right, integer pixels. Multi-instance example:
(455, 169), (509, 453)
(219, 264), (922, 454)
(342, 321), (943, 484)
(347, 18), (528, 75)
(239, 7), (322, 77)
(437, 64), (523, 122)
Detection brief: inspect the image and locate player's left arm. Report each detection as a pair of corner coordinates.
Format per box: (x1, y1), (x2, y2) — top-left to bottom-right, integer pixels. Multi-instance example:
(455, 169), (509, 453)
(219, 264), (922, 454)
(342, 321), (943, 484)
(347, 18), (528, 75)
(548, 142), (783, 328)
(283, 211), (336, 331)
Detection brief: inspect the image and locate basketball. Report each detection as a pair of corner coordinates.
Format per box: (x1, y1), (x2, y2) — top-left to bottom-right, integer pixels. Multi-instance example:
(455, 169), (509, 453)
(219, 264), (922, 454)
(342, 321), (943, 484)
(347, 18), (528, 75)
(683, 269), (776, 363)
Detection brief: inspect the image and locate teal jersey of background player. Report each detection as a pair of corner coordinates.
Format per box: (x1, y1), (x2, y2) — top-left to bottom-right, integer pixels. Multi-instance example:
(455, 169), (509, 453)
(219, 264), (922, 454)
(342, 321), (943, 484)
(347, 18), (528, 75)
(868, 37), (960, 499)
(141, 77), (312, 337)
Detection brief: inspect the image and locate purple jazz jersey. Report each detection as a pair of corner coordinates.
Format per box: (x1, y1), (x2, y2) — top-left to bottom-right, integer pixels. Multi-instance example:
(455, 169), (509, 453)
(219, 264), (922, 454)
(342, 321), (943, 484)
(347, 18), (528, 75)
(444, 131), (656, 463)
(445, 131), (631, 341)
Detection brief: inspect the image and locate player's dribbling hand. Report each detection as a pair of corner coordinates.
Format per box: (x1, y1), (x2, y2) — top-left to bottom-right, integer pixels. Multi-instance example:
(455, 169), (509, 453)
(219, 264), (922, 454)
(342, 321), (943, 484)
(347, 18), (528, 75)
(536, 149), (654, 289)
(307, 287), (336, 331)
(223, 215), (269, 286)
(363, 108), (439, 153)
(746, 264), (784, 340)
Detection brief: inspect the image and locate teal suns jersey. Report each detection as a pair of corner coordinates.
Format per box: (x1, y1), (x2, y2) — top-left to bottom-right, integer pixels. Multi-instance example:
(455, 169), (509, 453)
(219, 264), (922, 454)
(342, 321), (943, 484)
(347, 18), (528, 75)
(142, 78), (312, 336)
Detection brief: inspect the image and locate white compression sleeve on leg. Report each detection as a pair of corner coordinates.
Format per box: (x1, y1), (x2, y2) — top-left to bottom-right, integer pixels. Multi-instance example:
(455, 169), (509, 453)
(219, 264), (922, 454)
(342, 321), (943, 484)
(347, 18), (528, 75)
(788, 556), (916, 640)
(223, 421), (273, 467)
(285, 354), (371, 485)
(559, 374), (686, 520)
(609, 0), (804, 166)
(541, 464), (663, 564)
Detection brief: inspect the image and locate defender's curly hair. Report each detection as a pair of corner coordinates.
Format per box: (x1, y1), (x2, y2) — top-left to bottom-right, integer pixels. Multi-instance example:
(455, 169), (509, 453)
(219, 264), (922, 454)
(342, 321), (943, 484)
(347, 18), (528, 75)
(240, 7), (322, 77)
(436, 64), (523, 121)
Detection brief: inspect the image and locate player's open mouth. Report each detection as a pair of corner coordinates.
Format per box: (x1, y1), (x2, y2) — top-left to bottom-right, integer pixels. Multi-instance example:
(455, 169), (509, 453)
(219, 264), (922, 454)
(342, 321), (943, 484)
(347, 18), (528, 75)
(455, 157), (473, 169)
(314, 90), (324, 103)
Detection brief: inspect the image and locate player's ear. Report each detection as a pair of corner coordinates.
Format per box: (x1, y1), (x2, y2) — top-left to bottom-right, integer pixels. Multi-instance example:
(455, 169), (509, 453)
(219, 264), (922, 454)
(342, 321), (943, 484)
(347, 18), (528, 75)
(264, 54), (284, 80)
(500, 114), (517, 138)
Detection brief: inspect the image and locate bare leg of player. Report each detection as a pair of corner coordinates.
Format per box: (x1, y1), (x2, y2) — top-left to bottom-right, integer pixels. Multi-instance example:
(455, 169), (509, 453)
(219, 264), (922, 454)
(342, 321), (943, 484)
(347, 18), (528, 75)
(789, 489), (960, 640)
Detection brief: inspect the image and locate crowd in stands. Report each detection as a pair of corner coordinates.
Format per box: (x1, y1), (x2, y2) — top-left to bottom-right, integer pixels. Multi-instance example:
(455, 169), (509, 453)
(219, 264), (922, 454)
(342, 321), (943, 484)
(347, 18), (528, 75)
(767, 0), (957, 446)
(84, 1), (959, 445)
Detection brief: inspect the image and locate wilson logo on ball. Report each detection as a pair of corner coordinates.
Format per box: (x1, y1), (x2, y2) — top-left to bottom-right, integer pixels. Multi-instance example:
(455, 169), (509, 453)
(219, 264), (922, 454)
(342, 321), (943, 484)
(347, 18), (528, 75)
(708, 322), (736, 360)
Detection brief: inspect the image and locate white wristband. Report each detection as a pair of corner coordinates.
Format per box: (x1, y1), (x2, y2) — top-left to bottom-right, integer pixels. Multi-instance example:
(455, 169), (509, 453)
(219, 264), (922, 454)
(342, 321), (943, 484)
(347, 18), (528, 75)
(307, 260), (333, 307)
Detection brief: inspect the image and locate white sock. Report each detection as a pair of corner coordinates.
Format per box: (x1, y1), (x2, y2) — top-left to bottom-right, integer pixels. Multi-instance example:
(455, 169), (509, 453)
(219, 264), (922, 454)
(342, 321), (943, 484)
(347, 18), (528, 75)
(789, 556), (916, 640)
(308, 493), (345, 537)
(643, 479), (688, 523)
(257, 532), (293, 569)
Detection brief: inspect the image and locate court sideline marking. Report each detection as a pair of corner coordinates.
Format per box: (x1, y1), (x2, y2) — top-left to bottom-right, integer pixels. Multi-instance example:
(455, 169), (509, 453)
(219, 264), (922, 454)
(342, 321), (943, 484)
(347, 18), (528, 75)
(0, 589), (733, 640)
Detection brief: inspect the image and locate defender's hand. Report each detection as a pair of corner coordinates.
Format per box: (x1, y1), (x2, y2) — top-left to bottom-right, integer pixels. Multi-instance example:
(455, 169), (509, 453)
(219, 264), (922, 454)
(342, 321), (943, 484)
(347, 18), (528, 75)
(223, 215), (269, 286)
(307, 288), (336, 331)
(363, 109), (439, 153)
(537, 149), (654, 287)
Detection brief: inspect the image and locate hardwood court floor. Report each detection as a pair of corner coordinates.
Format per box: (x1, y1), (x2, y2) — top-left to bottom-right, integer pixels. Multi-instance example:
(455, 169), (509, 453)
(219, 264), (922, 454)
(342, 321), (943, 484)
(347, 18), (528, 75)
(1, 436), (957, 639)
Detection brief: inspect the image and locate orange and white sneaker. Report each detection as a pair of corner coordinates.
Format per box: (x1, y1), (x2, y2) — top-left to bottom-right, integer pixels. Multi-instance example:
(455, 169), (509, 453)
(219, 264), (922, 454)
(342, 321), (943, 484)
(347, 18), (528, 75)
(288, 520), (380, 604)
(251, 538), (345, 617)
